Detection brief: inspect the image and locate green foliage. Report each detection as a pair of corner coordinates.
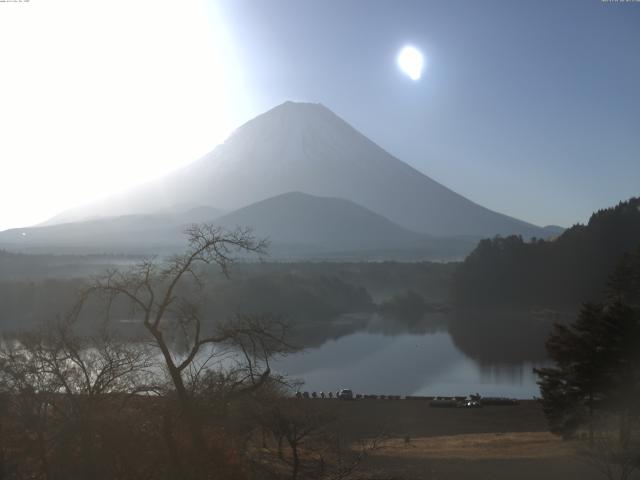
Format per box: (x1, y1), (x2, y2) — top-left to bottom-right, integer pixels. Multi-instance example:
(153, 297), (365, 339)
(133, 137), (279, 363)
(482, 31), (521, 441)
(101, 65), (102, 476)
(453, 197), (640, 308)
(535, 249), (640, 438)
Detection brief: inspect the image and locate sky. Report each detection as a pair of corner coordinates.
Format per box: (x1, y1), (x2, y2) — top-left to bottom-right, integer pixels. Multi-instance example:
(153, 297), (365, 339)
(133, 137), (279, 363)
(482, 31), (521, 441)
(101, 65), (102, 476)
(1, 0), (639, 231)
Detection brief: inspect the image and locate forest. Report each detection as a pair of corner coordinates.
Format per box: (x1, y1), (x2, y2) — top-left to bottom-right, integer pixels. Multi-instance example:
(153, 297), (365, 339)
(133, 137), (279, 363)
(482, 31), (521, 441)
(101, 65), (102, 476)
(452, 197), (640, 309)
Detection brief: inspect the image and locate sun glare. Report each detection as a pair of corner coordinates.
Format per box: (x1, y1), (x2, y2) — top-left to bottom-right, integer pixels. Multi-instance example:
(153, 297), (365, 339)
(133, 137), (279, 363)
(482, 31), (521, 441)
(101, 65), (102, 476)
(397, 45), (424, 81)
(0, 0), (241, 231)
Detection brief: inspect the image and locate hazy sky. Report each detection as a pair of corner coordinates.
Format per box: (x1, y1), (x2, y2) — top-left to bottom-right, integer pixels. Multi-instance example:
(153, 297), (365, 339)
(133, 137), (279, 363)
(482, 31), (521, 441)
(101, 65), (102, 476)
(1, 0), (638, 231)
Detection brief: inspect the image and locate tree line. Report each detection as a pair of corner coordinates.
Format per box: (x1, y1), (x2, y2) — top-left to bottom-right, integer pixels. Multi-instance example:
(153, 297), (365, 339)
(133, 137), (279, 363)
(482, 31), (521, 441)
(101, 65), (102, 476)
(452, 197), (640, 308)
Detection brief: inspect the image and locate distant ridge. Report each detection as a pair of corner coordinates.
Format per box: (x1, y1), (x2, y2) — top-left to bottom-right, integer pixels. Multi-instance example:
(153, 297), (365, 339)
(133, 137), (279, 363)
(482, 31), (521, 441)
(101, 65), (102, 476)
(0, 192), (476, 259)
(43, 101), (551, 239)
(0, 206), (221, 254)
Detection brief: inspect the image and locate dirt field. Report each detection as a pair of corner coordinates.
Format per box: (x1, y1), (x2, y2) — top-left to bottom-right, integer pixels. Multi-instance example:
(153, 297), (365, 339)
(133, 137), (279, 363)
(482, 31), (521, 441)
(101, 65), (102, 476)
(307, 400), (605, 480)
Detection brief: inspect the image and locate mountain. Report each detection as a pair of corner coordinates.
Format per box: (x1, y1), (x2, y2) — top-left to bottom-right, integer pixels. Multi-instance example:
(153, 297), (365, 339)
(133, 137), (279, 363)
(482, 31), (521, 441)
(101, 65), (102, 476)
(0, 192), (475, 259)
(541, 225), (566, 237)
(46, 101), (550, 238)
(39, 203), (223, 227)
(0, 206), (221, 254)
(215, 192), (422, 249)
(213, 191), (474, 259)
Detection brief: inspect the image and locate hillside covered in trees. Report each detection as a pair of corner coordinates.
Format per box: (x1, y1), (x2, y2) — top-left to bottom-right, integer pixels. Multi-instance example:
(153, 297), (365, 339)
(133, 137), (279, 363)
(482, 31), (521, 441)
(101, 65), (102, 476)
(452, 197), (640, 309)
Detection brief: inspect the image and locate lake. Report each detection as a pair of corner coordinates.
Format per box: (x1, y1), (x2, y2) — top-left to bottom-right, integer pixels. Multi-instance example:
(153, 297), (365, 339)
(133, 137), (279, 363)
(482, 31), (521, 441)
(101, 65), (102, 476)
(273, 316), (546, 399)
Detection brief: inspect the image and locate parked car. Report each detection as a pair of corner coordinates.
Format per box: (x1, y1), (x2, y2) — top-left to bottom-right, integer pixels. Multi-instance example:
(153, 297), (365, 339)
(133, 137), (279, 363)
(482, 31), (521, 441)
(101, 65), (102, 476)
(337, 389), (354, 400)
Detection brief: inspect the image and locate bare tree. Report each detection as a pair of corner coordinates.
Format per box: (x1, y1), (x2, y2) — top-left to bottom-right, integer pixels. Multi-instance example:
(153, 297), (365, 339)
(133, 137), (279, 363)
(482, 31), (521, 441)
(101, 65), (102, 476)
(259, 400), (334, 480)
(254, 396), (385, 480)
(0, 319), (155, 479)
(321, 431), (386, 480)
(77, 224), (293, 477)
(580, 430), (640, 480)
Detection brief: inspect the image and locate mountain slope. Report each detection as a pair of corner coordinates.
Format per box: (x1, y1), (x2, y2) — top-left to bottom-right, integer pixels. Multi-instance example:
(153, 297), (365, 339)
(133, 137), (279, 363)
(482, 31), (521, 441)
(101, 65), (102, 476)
(45, 101), (548, 238)
(212, 192), (476, 259)
(214, 191), (425, 251)
(0, 206), (221, 253)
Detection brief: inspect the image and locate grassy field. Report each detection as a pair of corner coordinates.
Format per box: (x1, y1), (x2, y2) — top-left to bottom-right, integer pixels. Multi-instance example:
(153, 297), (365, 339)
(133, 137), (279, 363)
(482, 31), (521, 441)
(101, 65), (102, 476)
(290, 399), (604, 480)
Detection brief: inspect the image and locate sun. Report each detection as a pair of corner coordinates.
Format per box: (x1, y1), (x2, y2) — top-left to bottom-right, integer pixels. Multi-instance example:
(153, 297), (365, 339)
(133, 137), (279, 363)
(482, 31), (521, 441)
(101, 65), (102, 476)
(397, 46), (424, 81)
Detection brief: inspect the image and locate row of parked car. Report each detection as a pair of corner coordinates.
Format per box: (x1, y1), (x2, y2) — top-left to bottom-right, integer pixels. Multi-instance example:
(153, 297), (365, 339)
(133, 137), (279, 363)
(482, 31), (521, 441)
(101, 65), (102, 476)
(295, 390), (520, 406)
(295, 389), (355, 400)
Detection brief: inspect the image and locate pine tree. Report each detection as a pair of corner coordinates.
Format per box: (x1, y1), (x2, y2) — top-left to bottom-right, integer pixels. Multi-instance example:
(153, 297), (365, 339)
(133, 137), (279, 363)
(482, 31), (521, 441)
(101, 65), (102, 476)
(535, 249), (640, 442)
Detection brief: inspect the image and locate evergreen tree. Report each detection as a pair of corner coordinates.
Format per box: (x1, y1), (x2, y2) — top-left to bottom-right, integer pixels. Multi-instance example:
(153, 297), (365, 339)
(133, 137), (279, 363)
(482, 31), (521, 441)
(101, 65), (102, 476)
(453, 197), (640, 308)
(535, 249), (640, 442)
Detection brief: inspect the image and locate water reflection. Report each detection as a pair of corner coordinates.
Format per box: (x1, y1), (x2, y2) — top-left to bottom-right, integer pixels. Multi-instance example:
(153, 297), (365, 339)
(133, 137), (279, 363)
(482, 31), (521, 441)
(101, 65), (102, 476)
(448, 309), (568, 363)
(274, 313), (548, 398)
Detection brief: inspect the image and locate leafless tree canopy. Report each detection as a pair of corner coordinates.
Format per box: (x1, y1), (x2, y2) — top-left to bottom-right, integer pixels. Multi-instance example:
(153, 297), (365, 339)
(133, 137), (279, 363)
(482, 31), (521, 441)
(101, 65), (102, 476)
(0, 318), (157, 479)
(1, 224), (388, 480)
(71, 224), (295, 478)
